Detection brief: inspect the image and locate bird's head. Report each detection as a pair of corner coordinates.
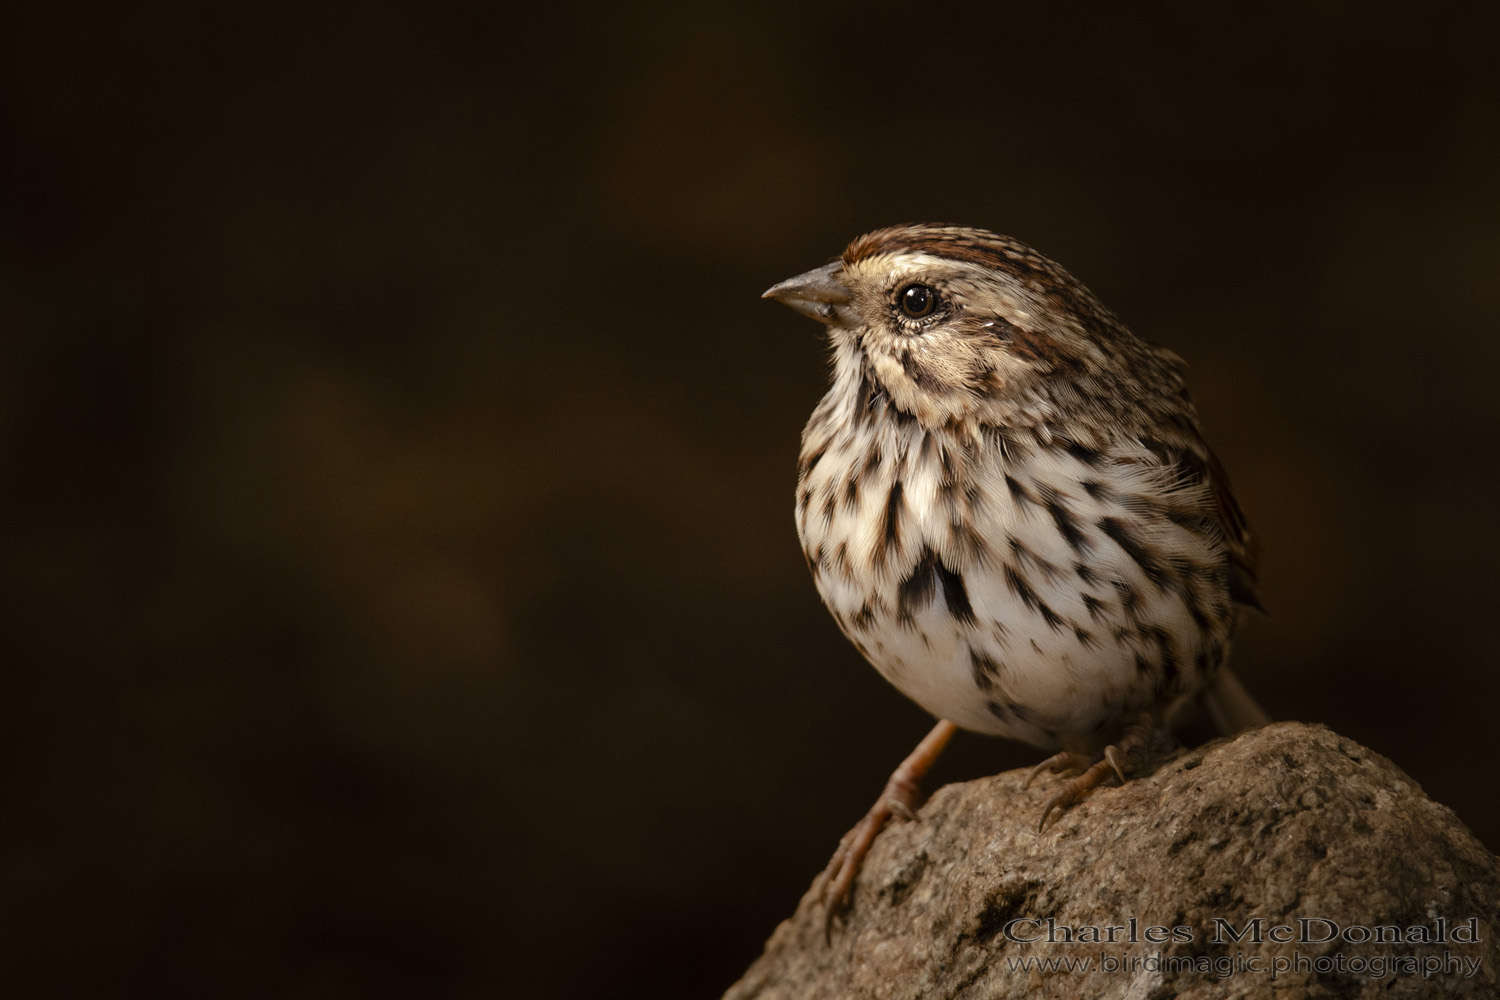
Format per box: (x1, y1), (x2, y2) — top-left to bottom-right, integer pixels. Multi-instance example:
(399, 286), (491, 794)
(764, 224), (1142, 432)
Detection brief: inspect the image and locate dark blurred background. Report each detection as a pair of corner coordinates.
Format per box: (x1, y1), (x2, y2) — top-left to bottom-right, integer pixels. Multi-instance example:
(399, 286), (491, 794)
(3, 1), (1497, 996)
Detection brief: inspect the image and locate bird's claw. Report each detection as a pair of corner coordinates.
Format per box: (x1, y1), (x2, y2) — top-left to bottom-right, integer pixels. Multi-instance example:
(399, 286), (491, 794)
(1031, 722), (1157, 830)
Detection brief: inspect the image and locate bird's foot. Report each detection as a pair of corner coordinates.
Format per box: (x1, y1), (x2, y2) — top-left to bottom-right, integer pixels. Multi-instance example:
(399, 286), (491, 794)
(820, 719), (956, 941)
(1025, 717), (1160, 831)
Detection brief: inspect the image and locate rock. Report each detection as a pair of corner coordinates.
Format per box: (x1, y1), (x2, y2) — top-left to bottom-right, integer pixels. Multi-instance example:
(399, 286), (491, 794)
(724, 722), (1499, 999)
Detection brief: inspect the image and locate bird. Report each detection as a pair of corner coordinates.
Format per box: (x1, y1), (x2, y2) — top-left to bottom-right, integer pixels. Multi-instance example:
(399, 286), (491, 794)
(762, 223), (1268, 934)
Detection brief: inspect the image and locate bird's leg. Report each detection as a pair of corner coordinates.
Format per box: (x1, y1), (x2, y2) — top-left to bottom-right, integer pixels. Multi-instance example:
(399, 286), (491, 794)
(820, 719), (956, 939)
(1030, 715), (1159, 831)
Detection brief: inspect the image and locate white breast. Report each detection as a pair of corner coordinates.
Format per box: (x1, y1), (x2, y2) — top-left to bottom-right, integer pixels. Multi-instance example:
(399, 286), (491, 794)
(796, 375), (1231, 752)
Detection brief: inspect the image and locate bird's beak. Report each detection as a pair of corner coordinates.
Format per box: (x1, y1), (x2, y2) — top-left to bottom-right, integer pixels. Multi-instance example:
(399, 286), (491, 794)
(762, 261), (855, 328)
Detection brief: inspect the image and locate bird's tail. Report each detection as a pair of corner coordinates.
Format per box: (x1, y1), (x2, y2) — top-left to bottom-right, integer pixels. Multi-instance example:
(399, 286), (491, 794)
(1202, 668), (1270, 735)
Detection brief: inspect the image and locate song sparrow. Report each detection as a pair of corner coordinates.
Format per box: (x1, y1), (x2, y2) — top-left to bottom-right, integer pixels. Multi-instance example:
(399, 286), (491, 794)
(763, 224), (1267, 934)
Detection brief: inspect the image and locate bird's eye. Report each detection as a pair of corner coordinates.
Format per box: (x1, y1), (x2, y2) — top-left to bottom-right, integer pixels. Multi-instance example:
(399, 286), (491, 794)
(898, 283), (938, 319)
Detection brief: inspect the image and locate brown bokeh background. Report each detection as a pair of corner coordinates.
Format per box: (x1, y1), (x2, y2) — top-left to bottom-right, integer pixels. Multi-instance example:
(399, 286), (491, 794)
(4, 3), (1498, 997)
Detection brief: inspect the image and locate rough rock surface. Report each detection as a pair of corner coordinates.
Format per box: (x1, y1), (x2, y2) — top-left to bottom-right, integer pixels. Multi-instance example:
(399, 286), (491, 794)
(724, 723), (1499, 999)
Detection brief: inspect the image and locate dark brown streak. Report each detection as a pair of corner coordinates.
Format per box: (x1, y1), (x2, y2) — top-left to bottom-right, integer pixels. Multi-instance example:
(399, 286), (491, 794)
(831, 541), (852, 580)
(897, 548), (975, 627)
(1008, 535), (1060, 581)
(1004, 474), (1037, 506)
(938, 445), (956, 483)
(856, 361), (924, 433)
(1044, 492), (1087, 553)
(798, 445), (827, 478)
(895, 550), (935, 627)
(952, 522), (990, 564)
(1112, 580), (1142, 621)
(877, 480), (905, 567)
(1080, 478), (1112, 501)
(933, 557), (975, 625)
(900, 350), (946, 393)
(859, 369), (885, 410)
(917, 431), (935, 465)
(1099, 516), (1171, 590)
(842, 474), (860, 512)
(1063, 440), (1104, 466)
(969, 647), (1001, 692)
(1004, 566), (1064, 631)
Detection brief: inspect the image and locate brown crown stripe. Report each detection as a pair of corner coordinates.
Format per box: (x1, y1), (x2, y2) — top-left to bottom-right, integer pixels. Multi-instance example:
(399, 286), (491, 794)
(842, 224), (1055, 282)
